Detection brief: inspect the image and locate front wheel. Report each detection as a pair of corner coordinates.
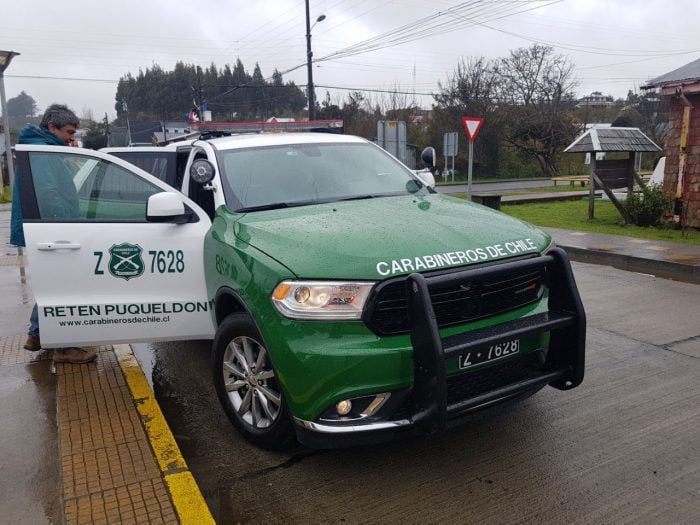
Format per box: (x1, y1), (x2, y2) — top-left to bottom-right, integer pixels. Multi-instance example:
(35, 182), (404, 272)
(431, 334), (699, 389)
(212, 313), (294, 450)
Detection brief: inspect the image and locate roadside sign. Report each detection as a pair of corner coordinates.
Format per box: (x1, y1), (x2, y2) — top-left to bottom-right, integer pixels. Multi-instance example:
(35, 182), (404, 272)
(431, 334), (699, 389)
(377, 120), (408, 165)
(443, 131), (459, 182)
(461, 117), (484, 143)
(461, 117), (484, 201)
(443, 132), (458, 157)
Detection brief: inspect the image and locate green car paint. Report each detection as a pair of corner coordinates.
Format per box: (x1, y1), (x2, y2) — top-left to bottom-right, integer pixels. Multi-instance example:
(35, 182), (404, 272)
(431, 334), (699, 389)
(204, 193), (553, 422)
(231, 193), (550, 280)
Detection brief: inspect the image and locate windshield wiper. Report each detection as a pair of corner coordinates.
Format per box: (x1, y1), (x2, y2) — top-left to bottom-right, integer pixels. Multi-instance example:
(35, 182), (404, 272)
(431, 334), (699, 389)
(236, 199), (319, 212)
(337, 194), (380, 202)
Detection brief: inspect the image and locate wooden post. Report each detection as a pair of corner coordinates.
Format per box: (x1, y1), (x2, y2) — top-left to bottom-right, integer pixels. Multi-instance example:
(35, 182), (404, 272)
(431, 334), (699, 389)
(628, 152), (635, 199)
(588, 155), (596, 219)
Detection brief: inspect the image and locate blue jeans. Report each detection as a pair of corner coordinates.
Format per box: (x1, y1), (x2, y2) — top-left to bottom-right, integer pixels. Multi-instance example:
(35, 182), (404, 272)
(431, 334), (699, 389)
(29, 303), (39, 336)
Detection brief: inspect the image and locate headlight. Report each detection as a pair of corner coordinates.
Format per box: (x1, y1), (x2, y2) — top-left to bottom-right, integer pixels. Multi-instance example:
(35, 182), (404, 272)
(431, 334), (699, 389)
(272, 280), (374, 320)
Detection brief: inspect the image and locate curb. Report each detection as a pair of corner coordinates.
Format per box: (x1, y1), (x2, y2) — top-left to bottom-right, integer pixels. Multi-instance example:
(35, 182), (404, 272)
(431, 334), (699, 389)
(502, 193), (589, 205)
(437, 177), (551, 186)
(560, 244), (700, 284)
(114, 344), (215, 525)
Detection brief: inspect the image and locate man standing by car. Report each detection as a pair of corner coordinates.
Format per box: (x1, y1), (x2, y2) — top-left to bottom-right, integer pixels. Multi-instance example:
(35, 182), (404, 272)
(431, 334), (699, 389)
(10, 103), (97, 364)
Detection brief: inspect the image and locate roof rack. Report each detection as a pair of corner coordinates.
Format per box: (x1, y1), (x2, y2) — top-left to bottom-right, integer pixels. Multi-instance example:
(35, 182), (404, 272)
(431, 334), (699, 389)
(191, 119), (343, 135)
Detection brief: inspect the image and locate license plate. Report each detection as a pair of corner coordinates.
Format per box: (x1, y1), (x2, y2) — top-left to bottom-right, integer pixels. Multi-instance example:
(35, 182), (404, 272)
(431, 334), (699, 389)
(458, 339), (520, 369)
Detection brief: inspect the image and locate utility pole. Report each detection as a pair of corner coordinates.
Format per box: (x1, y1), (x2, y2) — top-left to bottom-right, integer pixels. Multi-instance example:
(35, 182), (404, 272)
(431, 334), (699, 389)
(122, 100), (132, 145)
(0, 72), (12, 197)
(195, 66), (204, 120)
(305, 0), (315, 121)
(0, 50), (19, 199)
(103, 113), (110, 147)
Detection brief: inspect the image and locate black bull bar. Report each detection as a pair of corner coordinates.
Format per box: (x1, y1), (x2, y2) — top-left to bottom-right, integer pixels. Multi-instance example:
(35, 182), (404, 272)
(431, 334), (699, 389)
(406, 247), (586, 434)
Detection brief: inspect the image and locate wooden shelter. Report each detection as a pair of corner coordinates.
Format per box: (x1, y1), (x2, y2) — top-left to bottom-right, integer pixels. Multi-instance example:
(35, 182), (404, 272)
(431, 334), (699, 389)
(564, 127), (662, 220)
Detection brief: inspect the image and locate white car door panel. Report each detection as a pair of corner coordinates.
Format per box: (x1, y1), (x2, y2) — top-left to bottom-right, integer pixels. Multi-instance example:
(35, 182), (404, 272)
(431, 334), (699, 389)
(16, 145), (215, 348)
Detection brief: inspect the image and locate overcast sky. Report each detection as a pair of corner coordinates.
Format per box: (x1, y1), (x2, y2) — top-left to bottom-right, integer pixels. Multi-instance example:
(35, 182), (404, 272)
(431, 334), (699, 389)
(1, 0), (697, 121)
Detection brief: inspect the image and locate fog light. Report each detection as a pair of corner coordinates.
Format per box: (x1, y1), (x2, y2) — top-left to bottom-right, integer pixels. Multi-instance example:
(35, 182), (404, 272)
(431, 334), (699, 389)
(336, 399), (352, 416)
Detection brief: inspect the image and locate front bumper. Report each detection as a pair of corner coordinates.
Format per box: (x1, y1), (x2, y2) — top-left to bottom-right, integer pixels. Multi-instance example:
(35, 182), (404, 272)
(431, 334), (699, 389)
(293, 248), (586, 448)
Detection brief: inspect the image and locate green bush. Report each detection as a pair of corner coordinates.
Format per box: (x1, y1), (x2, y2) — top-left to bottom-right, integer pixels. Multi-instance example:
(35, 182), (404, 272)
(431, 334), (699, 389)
(623, 184), (672, 227)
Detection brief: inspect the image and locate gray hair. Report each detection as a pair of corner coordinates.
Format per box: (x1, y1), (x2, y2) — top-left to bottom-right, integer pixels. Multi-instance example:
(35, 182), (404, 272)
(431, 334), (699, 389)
(40, 104), (80, 129)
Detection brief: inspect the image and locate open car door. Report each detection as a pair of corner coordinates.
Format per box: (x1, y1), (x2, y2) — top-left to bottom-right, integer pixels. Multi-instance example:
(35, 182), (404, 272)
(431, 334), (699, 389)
(15, 145), (215, 348)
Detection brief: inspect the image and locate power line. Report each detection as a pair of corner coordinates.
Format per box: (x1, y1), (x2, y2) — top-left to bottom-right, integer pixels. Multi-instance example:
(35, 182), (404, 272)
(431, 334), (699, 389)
(6, 74), (119, 82)
(314, 1), (561, 63)
(4, 72), (437, 97)
(315, 84), (434, 96)
(462, 17), (700, 57)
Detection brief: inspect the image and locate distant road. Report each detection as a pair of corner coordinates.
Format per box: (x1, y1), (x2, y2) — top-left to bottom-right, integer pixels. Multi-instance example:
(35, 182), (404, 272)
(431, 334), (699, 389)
(438, 179), (554, 194)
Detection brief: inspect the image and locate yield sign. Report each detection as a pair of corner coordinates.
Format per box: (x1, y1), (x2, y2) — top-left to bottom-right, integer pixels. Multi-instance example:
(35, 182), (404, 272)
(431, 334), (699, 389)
(461, 117), (484, 142)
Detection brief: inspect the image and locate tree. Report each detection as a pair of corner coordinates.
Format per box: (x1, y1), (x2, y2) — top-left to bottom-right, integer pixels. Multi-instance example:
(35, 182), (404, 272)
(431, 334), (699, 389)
(341, 91), (375, 138)
(81, 107), (95, 122)
(433, 57), (505, 175)
(82, 122), (108, 149)
(7, 91), (37, 118)
(496, 44), (579, 176)
(635, 91), (668, 148)
(113, 60), (306, 122)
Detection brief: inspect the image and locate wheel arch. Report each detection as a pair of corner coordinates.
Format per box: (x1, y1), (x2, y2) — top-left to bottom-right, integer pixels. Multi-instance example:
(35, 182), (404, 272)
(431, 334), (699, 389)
(214, 287), (253, 327)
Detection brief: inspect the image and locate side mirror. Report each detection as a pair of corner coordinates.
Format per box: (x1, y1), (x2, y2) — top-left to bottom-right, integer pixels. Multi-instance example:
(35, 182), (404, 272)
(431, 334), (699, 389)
(147, 192), (189, 224)
(421, 146), (436, 169)
(190, 158), (215, 184)
(414, 169), (436, 189)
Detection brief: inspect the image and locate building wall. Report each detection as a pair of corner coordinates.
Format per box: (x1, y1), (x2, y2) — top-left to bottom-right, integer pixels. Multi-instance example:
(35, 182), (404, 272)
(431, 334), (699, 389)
(663, 93), (700, 228)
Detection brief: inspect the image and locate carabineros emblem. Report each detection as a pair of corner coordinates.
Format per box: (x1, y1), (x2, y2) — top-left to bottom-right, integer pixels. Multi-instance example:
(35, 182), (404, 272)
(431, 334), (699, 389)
(108, 243), (145, 281)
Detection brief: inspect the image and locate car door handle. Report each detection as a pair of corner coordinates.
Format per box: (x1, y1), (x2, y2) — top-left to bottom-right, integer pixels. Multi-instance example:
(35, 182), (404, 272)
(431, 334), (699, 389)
(36, 241), (82, 251)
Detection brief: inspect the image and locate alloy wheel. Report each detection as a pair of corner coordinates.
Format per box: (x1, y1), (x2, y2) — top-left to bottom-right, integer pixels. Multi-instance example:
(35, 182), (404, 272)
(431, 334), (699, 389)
(222, 336), (281, 429)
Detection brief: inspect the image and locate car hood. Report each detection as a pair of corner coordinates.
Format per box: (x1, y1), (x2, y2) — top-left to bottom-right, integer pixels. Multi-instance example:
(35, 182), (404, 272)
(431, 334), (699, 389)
(235, 194), (551, 280)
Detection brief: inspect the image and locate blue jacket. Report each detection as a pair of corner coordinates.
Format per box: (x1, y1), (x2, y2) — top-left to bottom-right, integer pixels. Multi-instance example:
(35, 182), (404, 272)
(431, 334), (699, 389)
(10, 125), (73, 246)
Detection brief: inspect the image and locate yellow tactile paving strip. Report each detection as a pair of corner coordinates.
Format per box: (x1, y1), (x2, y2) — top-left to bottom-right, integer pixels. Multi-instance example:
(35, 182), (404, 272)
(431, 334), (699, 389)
(57, 346), (180, 524)
(114, 345), (215, 525)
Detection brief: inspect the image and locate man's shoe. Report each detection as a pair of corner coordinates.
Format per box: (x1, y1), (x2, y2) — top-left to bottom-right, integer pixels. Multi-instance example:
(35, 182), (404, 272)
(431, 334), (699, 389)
(23, 334), (42, 352)
(52, 347), (97, 364)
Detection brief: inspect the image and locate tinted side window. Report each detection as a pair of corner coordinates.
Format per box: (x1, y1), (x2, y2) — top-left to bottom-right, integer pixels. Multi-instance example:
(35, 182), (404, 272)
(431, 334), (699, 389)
(109, 151), (177, 186)
(29, 152), (161, 221)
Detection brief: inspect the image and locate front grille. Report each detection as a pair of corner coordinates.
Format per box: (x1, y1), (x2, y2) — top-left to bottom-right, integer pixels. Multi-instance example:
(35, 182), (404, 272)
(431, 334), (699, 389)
(445, 351), (545, 404)
(364, 264), (546, 336)
(391, 352), (546, 420)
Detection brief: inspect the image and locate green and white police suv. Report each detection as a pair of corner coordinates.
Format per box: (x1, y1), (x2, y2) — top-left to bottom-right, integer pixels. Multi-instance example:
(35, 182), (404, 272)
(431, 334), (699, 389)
(16, 133), (585, 449)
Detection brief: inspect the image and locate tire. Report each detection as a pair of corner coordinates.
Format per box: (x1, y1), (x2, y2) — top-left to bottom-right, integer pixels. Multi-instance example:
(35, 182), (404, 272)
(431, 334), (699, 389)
(212, 313), (294, 450)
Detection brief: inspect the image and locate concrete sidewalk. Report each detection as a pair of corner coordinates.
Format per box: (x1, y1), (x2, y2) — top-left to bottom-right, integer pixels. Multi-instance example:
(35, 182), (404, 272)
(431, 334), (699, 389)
(545, 227), (700, 284)
(434, 188), (700, 283)
(0, 203), (698, 523)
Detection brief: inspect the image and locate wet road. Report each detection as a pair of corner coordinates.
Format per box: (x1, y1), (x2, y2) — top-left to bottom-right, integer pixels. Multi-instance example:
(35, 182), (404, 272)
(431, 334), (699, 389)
(134, 262), (700, 524)
(0, 218), (60, 524)
(0, 362), (60, 524)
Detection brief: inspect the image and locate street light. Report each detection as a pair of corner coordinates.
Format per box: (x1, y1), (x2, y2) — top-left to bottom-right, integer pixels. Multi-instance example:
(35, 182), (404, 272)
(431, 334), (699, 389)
(305, 1), (326, 121)
(0, 50), (23, 283)
(0, 50), (20, 197)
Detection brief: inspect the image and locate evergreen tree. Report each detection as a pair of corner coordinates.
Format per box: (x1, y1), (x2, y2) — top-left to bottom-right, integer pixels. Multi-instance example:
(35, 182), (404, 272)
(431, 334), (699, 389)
(112, 60), (306, 122)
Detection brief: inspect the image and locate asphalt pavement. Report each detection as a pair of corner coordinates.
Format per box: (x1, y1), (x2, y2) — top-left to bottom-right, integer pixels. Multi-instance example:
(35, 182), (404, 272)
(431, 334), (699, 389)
(140, 262), (700, 524)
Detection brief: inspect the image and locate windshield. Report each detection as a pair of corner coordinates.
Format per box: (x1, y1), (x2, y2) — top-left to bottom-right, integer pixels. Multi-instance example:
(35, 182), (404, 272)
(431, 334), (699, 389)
(217, 142), (427, 211)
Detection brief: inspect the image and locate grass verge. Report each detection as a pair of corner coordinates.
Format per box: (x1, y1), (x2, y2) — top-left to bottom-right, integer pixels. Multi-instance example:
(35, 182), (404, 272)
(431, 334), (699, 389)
(0, 187), (11, 204)
(500, 199), (700, 246)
